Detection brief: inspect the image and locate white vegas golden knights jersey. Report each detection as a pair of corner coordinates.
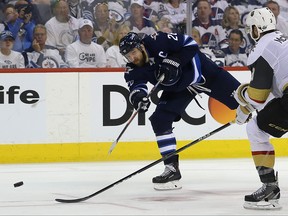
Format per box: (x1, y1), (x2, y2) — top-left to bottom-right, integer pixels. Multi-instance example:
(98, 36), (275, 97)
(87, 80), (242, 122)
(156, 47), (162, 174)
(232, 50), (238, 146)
(247, 31), (288, 98)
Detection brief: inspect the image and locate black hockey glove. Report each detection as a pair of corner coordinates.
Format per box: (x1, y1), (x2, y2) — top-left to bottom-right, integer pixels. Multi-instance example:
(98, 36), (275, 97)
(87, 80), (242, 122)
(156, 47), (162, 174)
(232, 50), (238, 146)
(130, 90), (151, 113)
(157, 57), (182, 86)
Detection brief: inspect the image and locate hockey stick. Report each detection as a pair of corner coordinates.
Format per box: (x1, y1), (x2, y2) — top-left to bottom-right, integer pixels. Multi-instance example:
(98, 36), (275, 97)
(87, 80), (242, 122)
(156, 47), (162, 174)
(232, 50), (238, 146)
(55, 121), (233, 203)
(108, 74), (165, 154)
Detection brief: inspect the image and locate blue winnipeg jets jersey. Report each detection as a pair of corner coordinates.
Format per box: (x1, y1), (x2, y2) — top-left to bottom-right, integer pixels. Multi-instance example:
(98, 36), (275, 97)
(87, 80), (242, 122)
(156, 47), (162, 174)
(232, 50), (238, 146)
(124, 31), (226, 94)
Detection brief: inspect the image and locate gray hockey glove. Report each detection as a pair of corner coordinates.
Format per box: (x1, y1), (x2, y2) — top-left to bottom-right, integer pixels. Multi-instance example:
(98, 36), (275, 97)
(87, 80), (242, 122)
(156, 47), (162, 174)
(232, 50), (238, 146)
(157, 57), (182, 86)
(130, 89), (151, 113)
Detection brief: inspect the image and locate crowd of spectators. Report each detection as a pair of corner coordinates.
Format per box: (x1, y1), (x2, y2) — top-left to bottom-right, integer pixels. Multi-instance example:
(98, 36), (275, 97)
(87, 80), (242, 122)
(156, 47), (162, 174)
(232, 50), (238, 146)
(0, 0), (288, 68)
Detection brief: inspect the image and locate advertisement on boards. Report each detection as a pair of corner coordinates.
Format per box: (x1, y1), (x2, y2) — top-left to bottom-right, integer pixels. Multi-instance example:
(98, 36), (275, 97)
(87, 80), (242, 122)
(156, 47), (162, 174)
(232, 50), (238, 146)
(0, 70), (251, 145)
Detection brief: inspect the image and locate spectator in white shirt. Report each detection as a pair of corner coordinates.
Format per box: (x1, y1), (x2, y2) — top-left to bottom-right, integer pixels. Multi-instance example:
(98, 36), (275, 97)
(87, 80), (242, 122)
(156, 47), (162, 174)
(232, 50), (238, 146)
(143, 0), (165, 23)
(124, 0), (157, 38)
(161, 0), (187, 33)
(191, 27), (225, 67)
(192, 0), (226, 50)
(0, 30), (25, 68)
(45, 0), (79, 58)
(23, 24), (67, 68)
(105, 24), (130, 67)
(65, 19), (106, 68)
(221, 5), (252, 53)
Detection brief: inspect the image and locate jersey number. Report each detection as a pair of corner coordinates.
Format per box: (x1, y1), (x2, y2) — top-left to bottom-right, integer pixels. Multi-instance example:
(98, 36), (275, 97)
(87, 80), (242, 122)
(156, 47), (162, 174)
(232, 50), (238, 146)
(167, 33), (178, 41)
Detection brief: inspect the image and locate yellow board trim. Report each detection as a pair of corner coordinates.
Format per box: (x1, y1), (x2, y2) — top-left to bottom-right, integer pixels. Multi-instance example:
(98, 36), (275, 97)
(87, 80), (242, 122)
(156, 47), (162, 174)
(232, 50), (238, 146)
(1, 139), (288, 164)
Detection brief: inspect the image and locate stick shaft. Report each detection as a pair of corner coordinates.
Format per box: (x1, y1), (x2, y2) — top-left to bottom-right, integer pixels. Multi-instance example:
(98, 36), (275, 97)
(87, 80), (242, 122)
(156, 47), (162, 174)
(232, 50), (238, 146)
(56, 121), (233, 203)
(108, 74), (165, 154)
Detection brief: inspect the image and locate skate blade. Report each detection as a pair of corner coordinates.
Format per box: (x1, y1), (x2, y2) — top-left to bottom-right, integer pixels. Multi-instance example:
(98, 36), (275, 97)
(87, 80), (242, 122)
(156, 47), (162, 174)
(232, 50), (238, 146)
(153, 180), (182, 191)
(243, 200), (282, 210)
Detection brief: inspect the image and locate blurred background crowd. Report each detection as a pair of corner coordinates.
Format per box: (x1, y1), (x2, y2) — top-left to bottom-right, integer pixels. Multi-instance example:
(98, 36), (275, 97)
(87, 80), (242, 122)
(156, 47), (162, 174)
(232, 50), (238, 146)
(0, 0), (288, 68)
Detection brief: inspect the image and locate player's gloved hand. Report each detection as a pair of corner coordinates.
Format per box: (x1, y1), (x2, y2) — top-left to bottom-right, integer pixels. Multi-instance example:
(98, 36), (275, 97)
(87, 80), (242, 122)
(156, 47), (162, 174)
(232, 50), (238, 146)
(235, 105), (252, 125)
(131, 90), (151, 113)
(137, 97), (150, 112)
(234, 83), (255, 113)
(157, 57), (182, 86)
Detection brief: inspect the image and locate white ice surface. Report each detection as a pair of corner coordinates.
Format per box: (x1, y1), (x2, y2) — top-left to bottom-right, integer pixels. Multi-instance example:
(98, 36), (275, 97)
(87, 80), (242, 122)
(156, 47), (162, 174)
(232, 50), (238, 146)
(1, 158), (288, 215)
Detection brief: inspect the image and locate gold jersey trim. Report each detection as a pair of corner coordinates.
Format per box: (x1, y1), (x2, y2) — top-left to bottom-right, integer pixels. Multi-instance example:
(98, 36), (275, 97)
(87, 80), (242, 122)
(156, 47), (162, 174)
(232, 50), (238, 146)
(247, 86), (271, 103)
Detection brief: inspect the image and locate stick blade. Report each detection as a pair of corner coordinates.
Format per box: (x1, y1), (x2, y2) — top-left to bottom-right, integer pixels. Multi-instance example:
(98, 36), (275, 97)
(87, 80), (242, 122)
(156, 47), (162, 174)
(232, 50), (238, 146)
(55, 197), (89, 203)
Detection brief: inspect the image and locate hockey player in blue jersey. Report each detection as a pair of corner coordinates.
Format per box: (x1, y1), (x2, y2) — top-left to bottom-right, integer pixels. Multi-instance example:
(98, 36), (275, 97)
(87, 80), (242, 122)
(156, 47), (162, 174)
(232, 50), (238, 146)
(119, 31), (241, 190)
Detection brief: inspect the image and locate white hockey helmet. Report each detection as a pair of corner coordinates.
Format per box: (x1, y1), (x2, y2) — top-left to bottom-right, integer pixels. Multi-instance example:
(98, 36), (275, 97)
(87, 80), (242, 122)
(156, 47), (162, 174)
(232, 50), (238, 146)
(245, 7), (276, 42)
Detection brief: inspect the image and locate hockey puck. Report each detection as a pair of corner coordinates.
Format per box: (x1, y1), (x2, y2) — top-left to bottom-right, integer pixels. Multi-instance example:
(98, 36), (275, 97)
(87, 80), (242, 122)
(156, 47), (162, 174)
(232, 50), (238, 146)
(14, 181), (24, 187)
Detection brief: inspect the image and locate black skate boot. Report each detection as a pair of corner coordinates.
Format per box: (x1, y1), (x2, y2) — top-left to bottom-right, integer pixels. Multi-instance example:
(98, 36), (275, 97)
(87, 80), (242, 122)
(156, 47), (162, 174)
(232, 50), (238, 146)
(152, 154), (182, 190)
(244, 172), (281, 210)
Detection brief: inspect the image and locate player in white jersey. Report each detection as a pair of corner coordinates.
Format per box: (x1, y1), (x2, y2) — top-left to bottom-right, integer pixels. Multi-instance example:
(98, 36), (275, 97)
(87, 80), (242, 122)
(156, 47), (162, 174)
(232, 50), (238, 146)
(65, 19), (106, 68)
(233, 7), (288, 210)
(0, 30), (24, 69)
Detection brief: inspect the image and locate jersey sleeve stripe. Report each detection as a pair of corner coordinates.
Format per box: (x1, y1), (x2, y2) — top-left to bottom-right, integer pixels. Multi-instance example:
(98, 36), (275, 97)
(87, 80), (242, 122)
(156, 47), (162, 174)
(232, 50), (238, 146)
(190, 53), (202, 84)
(183, 35), (198, 47)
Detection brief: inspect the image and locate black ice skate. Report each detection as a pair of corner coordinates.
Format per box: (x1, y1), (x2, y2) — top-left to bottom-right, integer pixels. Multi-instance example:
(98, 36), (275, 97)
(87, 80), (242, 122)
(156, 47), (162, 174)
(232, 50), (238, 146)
(243, 179), (281, 210)
(152, 155), (182, 190)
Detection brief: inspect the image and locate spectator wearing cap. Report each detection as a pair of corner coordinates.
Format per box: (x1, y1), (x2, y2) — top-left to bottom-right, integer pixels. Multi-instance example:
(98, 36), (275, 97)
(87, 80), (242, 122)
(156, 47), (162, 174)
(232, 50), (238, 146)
(23, 24), (68, 68)
(45, 0), (79, 58)
(0, 30), (25, 68)
(124, 0), (157, 38)
(65, 19), (106, 68)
